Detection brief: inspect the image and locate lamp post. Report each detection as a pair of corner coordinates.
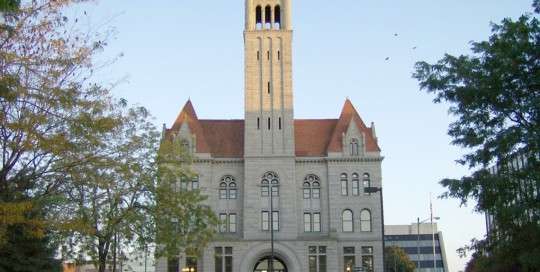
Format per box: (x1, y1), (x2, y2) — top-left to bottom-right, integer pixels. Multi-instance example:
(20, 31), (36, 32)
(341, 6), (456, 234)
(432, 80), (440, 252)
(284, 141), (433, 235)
(270, 182), (274, 272)
(416, 216), (440, 272)
(364, 186), (384, 272)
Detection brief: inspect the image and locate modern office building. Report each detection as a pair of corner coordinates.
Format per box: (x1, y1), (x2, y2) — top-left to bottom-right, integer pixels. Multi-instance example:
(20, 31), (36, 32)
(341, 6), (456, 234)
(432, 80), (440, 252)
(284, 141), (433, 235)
(156, 0), (385, 272)
(385, 223), (448, 272)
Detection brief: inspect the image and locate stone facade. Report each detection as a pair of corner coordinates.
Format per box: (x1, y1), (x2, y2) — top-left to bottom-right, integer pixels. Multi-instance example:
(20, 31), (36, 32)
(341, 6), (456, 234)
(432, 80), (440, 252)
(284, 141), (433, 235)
(157, 1), (384, 271)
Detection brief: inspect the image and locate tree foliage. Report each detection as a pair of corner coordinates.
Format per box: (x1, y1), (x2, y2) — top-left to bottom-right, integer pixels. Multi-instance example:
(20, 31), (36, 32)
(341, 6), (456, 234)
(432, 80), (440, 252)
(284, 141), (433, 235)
(54, 105), (160, 272)
(384, 246), (415, 272)
(0, 217), (62, 272)
(0, 0), (117, 242)
(1, 1), (218, 271)
(413, 2), (539, 271)
(154, 139), (218, 258)
(0, 0), (19, 13)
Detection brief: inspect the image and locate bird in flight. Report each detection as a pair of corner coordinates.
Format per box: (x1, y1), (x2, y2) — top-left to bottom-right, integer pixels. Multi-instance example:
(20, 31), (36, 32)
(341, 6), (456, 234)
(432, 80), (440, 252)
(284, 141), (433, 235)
(385, 57), (390, 61)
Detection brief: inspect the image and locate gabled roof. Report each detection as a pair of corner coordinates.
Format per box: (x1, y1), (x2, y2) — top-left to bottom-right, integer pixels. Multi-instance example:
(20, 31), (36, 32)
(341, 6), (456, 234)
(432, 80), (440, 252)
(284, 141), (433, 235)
(167, 99), (380, 158)
(169, 100), (211, 154)
(327, 99), (381, 153)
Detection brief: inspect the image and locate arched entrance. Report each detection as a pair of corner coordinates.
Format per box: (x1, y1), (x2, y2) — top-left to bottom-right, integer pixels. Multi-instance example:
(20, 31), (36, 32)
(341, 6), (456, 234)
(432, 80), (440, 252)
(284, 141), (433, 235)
(253, 256), (288, 272)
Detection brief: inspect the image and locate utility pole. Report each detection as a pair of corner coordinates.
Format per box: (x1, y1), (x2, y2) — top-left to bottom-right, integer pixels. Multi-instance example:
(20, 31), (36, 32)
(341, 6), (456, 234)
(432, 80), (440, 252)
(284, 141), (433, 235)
(430, 196), (436, 271)
(417, 217), (421, 270)
(269, 182), (275, 272)
(365, 186), (385, 272)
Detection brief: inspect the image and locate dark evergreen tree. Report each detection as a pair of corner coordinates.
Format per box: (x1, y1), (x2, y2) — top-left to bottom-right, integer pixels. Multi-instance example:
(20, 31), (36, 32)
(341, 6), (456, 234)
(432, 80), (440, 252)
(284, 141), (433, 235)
(0, 224), (61, 272)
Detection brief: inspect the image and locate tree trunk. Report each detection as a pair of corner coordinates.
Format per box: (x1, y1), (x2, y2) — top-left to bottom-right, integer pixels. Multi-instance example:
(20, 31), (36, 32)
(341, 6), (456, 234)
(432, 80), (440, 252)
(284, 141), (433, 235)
(97, 239), (110, 272)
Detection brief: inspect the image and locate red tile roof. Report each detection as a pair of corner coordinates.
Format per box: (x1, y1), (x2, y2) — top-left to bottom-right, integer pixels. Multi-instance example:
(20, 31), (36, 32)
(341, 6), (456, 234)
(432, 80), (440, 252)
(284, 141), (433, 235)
(199, 120), (244, 158)
(294, 119), (337, 156)
(167, 99), (380, 157)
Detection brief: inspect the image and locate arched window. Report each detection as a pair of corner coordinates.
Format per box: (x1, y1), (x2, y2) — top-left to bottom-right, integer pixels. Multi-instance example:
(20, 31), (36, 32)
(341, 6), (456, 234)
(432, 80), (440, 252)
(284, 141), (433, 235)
(351, 138), (359, 156)
(181, 139), (190, 153)
(219, 176), (237, 200)
(262, 171), (279, 197)
(342, 209), (353, 232)
(360, 209), (372, 232)
(352, 173), (360, 196)
(264, 5), (272, 29)
(303, 182), (311, 199)
(191, 176), (199, 190)
(274, 5), (281, 29)
(363, 173), (371, 196)
(303, 174), (321, 199)
(255, 6), (262, 29)
(340, 173), (348, 196)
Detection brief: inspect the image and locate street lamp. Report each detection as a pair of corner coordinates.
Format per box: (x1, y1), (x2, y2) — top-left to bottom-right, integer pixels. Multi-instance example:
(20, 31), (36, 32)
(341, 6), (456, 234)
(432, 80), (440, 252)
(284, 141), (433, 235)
(260, 180), (279, 272)
(364, 186), (384, 272)
(416, 216), (440, 272)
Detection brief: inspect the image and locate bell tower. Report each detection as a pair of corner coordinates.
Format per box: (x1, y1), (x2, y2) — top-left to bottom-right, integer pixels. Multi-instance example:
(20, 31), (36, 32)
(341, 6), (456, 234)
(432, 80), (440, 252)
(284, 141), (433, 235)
(244, 0), (294, 157)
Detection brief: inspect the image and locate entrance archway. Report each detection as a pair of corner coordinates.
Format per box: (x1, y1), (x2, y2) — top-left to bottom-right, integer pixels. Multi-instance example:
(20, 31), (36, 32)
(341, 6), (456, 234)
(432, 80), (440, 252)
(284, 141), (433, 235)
(253, 256), (288, 272)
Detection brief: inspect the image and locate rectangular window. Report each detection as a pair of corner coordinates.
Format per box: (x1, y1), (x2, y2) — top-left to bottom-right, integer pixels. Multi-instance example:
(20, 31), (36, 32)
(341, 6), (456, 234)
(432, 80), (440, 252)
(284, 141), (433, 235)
(272, 211), (280, 231)
(352, 180), (359, 196)
(167, 257), (179, 272)
(257, 117), (260, 130)
(261, 186), (269, 197)
(257, 51), (260, 60)
(215, 247), (233, 272)
(219, 214), (227, 233)
(192, 177), (199, 190)
(268, 117), (271, 130)
(229, 214), (237, 233)
(303, 188), (311, 199)
(229, 189), (237, 199)
(308, 246), (327, 272)
(262, 211), (269, 231)
(362, 246), (374, 272)
(268, 81), (271, 94)
(363, 179), (371, 196)
(343, 247), (355, 272)
(186, 257), (198, 272)
(312, 188), (320, 199)
(341, 180), (348, 196)
(271, 186), (279, 197)
(279, 117), (282, 130)
(219, 189), (227, 199)
(181, 180), (189, 191)
(313, 213), (321, 232)
(304, 213), (311, 232)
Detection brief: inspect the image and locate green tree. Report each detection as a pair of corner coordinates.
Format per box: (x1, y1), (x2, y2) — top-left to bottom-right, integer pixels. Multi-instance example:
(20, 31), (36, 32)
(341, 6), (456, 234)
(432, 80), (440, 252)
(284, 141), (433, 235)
(385, 246), (416, 272)
(53, 105), (160, 272)
(153, 139), (218, 259)
(55, 111), (218, 272)
(413, 2), (540, 271)
(0, 0), (19, 13)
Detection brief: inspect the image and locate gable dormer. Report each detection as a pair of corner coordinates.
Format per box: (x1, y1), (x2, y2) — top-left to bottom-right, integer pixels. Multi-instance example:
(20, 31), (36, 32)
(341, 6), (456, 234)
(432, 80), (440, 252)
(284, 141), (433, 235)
(342, 118), (365, 157)
(168, 100), (211, 157)
(327, 99), (380, 157)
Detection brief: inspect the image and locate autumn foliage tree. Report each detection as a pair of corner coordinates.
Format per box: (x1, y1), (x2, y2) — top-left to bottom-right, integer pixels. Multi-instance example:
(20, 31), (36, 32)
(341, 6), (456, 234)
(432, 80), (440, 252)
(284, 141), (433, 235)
(1, 1), (220, 271)
(414, 1), (539, 271)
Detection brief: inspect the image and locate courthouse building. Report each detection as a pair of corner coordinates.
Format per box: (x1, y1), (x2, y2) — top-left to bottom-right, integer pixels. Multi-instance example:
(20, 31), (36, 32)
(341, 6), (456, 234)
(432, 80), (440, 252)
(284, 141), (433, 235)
(157, 1), (384, 271)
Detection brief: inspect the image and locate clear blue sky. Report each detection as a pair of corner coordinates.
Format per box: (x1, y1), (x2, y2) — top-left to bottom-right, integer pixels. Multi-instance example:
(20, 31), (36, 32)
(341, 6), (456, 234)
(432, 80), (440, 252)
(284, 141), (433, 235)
(74, 1), (534, 271)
